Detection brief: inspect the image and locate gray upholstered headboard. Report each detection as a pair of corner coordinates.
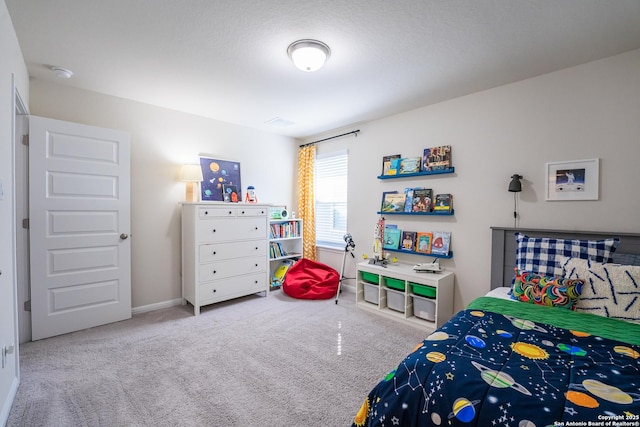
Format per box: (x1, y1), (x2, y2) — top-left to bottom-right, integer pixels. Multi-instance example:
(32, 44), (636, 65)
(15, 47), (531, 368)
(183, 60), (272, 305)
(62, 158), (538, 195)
(490, 227), (640, 289)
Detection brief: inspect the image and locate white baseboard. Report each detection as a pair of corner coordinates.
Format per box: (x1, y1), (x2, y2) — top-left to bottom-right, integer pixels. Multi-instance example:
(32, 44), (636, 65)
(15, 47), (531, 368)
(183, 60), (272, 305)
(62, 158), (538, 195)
(1, 376), (19, 427)
(132, 298), (183, 315)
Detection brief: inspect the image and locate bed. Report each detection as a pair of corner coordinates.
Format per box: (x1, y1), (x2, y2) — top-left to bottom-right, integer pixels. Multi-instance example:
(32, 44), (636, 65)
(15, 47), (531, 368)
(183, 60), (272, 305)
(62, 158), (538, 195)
(352, 227), (640, 427)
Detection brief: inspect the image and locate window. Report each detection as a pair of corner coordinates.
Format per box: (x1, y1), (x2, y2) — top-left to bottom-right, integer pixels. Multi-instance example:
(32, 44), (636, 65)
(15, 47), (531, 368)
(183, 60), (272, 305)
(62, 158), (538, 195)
(315, 150), (348, 248)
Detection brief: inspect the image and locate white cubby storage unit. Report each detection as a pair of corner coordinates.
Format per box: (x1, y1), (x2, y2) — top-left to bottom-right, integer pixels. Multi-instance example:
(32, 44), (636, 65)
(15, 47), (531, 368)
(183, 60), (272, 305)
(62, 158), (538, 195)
(268, 218), (303, 290)
(356, 261), (454, 330)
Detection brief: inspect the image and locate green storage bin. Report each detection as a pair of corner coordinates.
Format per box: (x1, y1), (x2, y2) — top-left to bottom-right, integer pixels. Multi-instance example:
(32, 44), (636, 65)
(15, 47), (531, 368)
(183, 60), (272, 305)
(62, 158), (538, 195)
(410, 282), (437, 298)
(383, 276), (405, 291)
(361, 271), (379, 284)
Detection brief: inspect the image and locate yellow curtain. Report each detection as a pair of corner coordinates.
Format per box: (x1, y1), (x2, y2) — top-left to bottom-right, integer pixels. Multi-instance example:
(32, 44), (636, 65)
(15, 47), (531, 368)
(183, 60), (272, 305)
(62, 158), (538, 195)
(297, 145), (317, 260)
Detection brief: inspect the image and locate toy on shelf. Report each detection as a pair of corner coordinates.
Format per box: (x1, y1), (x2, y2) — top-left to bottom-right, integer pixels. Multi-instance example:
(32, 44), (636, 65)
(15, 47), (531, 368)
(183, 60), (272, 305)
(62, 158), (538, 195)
(245, 185), (258, 203)
(369, 217), (388, 267)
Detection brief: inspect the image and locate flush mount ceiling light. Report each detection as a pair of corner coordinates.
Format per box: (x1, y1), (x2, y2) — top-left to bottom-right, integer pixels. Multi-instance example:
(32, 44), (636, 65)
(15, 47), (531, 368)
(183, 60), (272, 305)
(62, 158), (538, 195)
(51, 66), (74, 79)
(287, 39), (330, 72)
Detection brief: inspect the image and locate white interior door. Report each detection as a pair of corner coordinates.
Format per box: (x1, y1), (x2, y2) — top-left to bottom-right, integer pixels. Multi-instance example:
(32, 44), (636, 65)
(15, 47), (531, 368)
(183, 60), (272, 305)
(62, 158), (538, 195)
(29, 116), (131, 340)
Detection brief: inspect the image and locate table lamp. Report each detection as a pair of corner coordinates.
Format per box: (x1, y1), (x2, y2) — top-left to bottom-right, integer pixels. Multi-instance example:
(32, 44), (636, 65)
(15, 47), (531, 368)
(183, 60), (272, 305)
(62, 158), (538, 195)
(180, 164), (203, 202)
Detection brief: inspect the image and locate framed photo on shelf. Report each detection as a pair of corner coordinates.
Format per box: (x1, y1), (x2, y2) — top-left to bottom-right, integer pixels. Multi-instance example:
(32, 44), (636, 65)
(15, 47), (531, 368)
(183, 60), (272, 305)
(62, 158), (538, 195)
(199, 156), (242, 202)
(545, 158), (599, 201)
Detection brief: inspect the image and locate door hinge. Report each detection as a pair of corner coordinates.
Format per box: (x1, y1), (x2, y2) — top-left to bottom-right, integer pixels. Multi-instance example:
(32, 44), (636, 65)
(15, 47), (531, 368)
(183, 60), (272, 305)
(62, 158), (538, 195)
(24, 300), (31, 312)
(22, 218), (29, 229)
(22, 134), (29, 146)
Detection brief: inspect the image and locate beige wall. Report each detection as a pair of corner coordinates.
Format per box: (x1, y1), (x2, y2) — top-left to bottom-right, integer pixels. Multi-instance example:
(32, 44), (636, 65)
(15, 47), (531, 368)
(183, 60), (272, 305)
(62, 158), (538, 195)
(312, 49), (640, 311)
(28, 80), (298, 310)
(20, 46), (640, 316)
(0, 1), (28, 421)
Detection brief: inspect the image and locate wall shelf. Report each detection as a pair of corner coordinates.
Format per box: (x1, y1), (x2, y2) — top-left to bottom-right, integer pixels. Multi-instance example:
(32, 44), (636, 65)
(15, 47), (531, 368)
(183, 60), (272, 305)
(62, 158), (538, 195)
(377, 167), (455, 180)
(382, 248), (453, 259)
(377, 210), (454, 216)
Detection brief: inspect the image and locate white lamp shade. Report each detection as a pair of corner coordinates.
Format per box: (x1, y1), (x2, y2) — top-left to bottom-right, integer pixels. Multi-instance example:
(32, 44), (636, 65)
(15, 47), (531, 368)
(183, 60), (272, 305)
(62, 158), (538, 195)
(288, 40), (330, 72)
(180, 164), (203, 182)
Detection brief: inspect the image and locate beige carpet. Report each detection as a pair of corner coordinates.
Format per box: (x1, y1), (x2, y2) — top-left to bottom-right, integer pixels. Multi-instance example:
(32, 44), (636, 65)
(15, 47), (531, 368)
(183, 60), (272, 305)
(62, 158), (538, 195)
(7, 291), (428, 426)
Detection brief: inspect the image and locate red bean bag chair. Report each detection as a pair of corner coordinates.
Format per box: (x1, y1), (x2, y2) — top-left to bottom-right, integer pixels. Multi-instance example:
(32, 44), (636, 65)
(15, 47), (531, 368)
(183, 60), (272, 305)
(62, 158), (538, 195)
(282, 258), (340, 300)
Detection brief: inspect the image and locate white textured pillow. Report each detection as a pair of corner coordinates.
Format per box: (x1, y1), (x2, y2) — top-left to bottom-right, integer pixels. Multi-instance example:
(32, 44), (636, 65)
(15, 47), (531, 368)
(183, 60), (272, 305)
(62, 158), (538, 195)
(560, 256), (640, 323)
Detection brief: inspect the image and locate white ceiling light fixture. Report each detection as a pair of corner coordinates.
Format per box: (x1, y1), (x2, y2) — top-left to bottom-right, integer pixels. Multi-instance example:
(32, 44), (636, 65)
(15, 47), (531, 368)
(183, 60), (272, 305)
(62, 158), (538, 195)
(287, 39), (331, 72)
(51, 66), (74, 79)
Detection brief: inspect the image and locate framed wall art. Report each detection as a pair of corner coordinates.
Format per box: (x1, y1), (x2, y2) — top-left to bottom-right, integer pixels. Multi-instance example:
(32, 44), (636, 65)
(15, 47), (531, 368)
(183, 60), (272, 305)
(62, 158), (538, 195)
(545, 158), (599, 201)
(199, 156), (242, 202)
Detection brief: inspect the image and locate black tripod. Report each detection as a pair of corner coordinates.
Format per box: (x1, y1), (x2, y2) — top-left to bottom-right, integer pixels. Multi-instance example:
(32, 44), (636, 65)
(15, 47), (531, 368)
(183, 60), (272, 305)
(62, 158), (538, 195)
(335, 234), (356, 304)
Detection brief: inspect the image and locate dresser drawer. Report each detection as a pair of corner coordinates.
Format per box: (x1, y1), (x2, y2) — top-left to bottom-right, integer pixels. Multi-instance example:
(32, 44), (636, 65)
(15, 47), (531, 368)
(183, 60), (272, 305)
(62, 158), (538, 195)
(236, 206), (268, 217)
(199, 240), (267, 262)
(199, 273), (267, 304)
(199, 207), (236, 218)
(199, 256), (266, 282)
(197, 218), (267, 243)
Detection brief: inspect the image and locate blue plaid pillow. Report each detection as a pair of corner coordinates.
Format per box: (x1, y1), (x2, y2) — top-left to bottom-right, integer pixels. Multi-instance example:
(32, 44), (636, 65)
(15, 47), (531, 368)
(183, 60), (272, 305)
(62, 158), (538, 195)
(515, 233), (619, 277)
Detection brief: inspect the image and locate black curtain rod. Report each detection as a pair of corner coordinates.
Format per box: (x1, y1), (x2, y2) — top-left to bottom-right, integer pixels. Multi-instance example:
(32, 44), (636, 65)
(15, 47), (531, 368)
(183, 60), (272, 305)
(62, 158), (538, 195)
(299, 129), (360, 147)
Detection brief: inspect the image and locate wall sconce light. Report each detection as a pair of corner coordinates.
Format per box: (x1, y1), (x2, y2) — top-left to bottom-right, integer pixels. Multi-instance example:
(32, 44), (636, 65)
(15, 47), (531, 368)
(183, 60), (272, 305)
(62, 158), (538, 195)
(508, 174), (523, 192)
(287, 39), (331, 72)
(508, 174), (523, 228)
(180, 164), (203, 202)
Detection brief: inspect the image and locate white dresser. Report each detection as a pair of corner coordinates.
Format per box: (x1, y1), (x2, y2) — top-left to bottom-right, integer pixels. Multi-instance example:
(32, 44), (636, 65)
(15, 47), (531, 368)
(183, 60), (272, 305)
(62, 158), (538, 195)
(181, 203), (270, 315)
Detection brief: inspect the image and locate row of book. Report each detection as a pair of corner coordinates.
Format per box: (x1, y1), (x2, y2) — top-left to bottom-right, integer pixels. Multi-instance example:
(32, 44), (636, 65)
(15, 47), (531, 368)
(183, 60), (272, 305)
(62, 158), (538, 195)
(269, 242), (291, 259)
(383, 226), (451, 256)
(382, 145), (452, 176)
(269, 222), (301, 239)
(381, 189), (452, 213)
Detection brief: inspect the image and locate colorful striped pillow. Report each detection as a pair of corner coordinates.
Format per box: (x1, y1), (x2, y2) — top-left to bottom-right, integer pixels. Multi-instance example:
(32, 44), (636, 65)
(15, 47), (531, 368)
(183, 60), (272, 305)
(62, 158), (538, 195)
(512, 268), (583, 310)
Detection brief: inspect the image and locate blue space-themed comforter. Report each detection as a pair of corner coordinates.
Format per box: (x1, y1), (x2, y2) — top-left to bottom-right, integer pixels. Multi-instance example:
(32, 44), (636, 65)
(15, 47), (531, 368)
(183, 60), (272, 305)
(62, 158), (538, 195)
(352, 297), (640, 427)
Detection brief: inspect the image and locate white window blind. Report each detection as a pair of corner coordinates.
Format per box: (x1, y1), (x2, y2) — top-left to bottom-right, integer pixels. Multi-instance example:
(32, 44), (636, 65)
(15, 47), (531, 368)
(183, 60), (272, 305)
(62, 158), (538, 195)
(315, 150), (348, 247)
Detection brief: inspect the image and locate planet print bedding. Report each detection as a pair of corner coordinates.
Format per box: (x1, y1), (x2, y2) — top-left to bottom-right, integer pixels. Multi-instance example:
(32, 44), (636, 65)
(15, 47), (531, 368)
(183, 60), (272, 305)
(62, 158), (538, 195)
(352, 297), (640, 427)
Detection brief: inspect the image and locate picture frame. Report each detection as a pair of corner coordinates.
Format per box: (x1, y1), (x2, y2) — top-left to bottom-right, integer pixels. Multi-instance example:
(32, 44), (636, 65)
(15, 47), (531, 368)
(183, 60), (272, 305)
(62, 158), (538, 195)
(545, 158), (599, 201)
(199, 156), (242, 202)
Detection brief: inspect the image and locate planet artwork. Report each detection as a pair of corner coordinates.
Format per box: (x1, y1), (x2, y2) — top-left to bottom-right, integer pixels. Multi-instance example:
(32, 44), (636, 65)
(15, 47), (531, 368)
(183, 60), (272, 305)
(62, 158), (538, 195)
(471, 361), (532, 395)
(448, 397), (480, 422)
(199, 157), (241, 202)
(426, 351), (446, 363)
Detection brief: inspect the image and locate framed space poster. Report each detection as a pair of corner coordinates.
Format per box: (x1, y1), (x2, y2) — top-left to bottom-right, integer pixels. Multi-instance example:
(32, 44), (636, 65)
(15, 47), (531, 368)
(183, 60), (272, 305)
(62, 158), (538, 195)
(545, 158), (599, 201)
(199, 156), (242, 202)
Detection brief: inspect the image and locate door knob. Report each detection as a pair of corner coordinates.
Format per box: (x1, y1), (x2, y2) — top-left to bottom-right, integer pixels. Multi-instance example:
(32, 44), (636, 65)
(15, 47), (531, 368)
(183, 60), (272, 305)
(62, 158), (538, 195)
(120, 233), (129, 240)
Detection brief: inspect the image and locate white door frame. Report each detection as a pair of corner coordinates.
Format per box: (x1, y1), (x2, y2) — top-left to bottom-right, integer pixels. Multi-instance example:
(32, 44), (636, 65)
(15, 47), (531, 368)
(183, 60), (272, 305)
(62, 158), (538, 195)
(14, 95), (30, 344)
(1, 76), (27, 427)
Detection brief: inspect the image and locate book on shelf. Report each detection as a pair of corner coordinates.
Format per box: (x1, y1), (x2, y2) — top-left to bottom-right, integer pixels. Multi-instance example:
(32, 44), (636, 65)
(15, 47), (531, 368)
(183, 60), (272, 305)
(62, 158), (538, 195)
(430, 231), (451, 256)
(383, 226), (401, 250)
(381, 192), (406, 213)
(422, 145), (452, 172)
(400, 231), (417, 251)
(382, 154), (401, 175)
(411, 188), (433, 212)
(271, 259), (294, 287)
(269, 242), (288, 259)
(403, 187), (415, 212)
(415, 232), (433, 253)
(399, 157), (421, 174)
(433, 193), (453, 213)
(270, 221), (300, 239)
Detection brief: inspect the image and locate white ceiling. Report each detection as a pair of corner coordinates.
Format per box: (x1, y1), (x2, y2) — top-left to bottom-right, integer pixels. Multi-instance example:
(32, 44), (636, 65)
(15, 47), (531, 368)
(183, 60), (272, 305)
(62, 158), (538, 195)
(6, 0), (640, 138)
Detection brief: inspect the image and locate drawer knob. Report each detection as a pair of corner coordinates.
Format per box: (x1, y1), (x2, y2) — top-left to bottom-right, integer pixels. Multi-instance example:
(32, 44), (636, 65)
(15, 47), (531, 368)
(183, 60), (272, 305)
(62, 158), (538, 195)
(213, 270), (217, 274)
(255, 263), (258, 267)
(212, 229), (216, 233)
(212, 289), (216, 293)
(228, 211), (232, 215)
(241, 211), (245, 214)
(212, 251), (217, 255)
(255, 227), (258, 230)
